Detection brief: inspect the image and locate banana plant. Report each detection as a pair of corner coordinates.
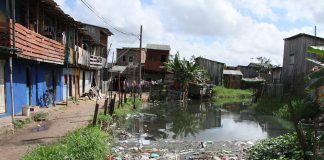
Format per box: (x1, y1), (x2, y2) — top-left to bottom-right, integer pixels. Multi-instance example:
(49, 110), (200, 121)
(305, 46), (324, 103)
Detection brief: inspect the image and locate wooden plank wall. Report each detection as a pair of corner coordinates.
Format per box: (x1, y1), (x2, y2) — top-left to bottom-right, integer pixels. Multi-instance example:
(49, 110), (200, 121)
(8, 20), (65, 64)
(196, 58), (224, 85)
(265, 84), (283, 97)
(282, 35), (324, 95)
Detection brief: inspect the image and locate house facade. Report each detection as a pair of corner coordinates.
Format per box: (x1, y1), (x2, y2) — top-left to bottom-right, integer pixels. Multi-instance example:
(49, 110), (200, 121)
(0, 0), (111, 117)
(144, 44), (170, 81)
(282, 33), (324, 96)
(116, 47), (145, 82)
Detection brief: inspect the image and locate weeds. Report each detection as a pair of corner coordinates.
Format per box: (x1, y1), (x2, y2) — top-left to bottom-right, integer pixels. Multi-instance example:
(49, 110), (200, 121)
(32, 112), (49, 121)
(13, 118), (32, 129)
(114, 97), (141, 122)
(23, 127), (112, 160)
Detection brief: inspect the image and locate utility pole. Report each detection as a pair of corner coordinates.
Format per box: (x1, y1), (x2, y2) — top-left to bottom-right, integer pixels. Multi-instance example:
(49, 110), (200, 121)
(10, 0), (16, 124)
(139, 25), (143, 99)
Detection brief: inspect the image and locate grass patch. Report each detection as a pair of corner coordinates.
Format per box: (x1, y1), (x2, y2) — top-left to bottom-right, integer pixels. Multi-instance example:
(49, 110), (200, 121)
(212, 86), (252, 106)
(23, 127), (112, 160)
(252, 97), (287, 115)
(13, 118), (33, 129)
(213, 86), (253, 98)
(32, 112), (49, 121)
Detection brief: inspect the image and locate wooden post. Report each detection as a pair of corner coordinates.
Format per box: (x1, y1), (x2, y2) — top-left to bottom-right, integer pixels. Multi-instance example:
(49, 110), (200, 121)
(66, 75), (69, 106)
(10, 0), (16, 124)
(133, 88), (136, 109)
(103, 98), (108, 115)
(109, 94), (116, 116)
(92, 103), (99, 126)
(139, 25), (143, 99)
(124, 90), (127, 103)
(118, 72), (121, 107)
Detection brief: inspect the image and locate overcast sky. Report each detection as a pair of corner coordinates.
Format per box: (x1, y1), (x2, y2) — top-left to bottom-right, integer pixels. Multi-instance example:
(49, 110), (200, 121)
(54, 0), (324, 66)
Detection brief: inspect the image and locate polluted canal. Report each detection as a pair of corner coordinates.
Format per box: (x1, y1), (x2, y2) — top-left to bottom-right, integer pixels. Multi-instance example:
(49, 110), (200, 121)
(113, 100), (293, 159)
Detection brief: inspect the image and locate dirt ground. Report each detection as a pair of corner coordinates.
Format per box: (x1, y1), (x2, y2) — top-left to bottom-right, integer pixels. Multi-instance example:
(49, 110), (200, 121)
(0, 99), (105, 160)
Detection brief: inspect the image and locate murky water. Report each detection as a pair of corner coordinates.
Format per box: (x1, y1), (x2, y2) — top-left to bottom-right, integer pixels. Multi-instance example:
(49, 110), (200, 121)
(123, 100), (293, 142)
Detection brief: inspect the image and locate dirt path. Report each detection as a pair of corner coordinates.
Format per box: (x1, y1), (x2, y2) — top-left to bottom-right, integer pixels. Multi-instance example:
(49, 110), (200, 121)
(0, 99), (105, 160)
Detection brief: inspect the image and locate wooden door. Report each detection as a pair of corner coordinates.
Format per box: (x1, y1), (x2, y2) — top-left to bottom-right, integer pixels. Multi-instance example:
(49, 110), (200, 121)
(0, 60), (6, 113)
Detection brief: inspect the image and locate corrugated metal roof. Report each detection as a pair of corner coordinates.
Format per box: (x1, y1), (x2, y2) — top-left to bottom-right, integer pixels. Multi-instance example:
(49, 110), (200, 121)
(146, 44), (171, 51)
(223, 70), (243, 76)
(109, 65), (127, 73)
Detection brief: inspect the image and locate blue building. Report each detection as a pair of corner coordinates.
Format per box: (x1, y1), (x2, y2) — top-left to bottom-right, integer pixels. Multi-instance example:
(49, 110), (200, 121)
(0, 0), (80, 117)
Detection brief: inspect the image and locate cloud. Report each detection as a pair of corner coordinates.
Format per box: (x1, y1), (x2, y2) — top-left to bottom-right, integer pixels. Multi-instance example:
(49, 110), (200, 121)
(54, 0), (320, 66)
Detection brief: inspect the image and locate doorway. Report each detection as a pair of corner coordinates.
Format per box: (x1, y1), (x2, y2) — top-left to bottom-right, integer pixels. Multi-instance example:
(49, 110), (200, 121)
(0, 60), (5, 113)
(26, 66), (32, 106)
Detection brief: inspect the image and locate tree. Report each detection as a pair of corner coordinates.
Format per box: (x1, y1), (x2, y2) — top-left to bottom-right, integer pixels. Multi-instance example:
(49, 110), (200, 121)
(165, 52), (205, 99)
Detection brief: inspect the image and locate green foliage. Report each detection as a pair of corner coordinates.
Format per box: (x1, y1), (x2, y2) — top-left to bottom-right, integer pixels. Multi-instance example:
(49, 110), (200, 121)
(114, 97), (141, 122)
(13, 118), (32, 129)
(213, 86), (253, 98)
(23, 127), (112, 160)
(98, 112), (112, 125)
(247, 133), (304, 160)
(273, 99), (320, 120)
(165, 52), (206, 91)
(32, 112), (49, 121)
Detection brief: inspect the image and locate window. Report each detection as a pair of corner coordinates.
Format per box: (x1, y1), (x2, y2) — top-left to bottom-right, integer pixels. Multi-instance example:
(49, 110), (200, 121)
(161, 55), (167, 63)
(122, 55), (126, 62)
(289, 54), (294, 65)
(128, 56), (133, 63)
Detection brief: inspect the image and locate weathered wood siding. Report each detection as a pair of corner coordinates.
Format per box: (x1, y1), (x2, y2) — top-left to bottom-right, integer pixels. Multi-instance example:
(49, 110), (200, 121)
(282, 34), (324, 96)
(195, 57), (224, 85)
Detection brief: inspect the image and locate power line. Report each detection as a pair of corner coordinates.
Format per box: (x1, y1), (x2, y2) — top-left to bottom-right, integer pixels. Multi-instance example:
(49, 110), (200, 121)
(79, 0), (140, 39)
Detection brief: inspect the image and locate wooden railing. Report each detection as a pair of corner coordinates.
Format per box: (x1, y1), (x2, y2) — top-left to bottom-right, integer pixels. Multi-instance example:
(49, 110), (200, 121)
(1, 19), (65, 64)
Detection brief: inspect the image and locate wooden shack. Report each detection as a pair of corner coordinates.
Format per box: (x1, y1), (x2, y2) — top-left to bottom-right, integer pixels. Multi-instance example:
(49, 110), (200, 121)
(282, 33), (324, 96)
(223, 70), (243, 89)
(195, 57), (225, 85)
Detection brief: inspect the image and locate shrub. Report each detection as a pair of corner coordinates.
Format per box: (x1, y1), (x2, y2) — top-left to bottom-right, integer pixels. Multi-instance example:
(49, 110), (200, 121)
(273, 99), (320, 120)
(247, 133), (304, 160)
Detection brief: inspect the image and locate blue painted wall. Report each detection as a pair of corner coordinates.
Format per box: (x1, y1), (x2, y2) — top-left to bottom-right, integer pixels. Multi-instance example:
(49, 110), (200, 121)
(0, 58), (64, 117)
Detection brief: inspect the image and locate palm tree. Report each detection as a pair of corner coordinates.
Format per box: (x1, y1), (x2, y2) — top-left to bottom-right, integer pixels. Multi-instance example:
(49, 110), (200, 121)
(165, 52), (205, 99)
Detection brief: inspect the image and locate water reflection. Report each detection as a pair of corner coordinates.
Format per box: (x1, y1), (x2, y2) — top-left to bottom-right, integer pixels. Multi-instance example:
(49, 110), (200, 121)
(124, 100), (293, 142)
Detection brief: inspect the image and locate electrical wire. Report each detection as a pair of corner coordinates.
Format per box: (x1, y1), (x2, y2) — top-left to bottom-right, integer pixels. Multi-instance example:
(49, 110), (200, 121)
(79, 0), (140, 39)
